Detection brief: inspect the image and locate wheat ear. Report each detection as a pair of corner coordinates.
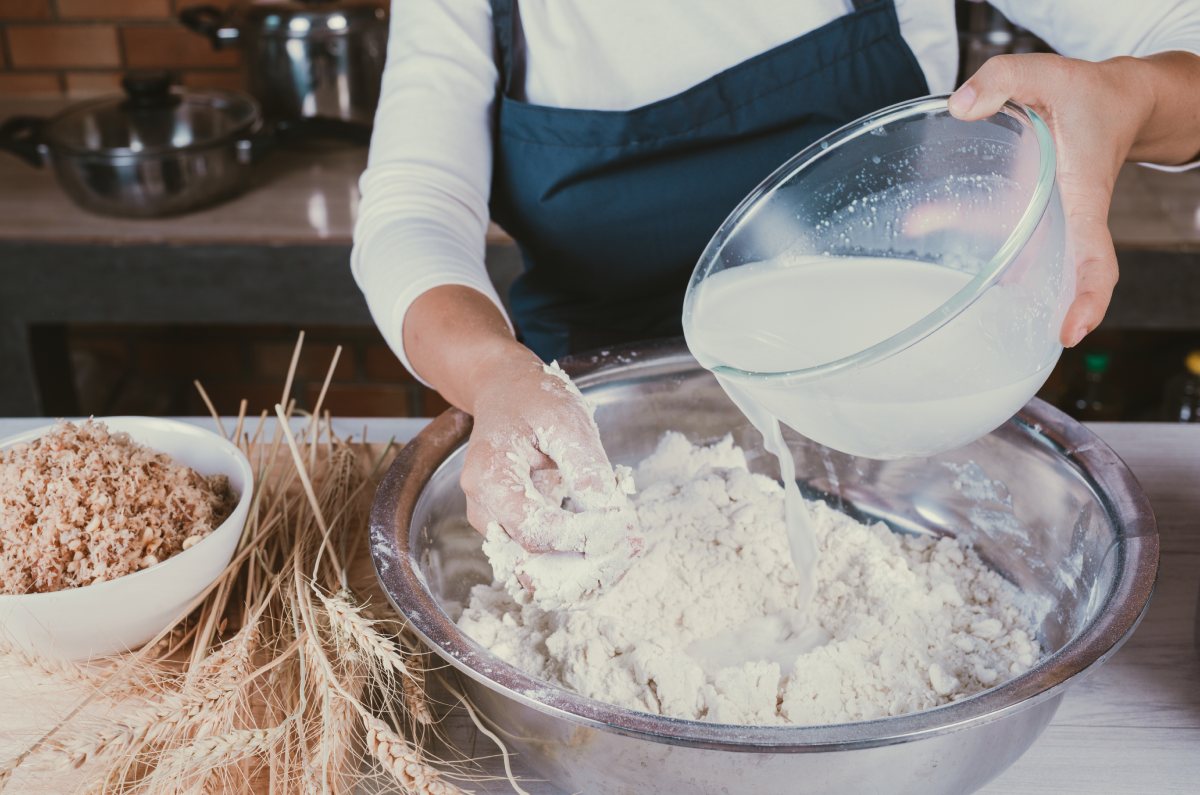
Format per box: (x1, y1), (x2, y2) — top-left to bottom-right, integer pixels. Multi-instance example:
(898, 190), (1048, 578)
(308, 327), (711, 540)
(318, 589), (412, 678)
(362, 713), (466, 795)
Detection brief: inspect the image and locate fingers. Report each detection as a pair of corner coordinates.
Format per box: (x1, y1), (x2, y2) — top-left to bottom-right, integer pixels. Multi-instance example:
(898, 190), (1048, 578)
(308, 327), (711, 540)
(1060, 213), (1119, 347)
(1056, 160), (1119, 346)
(535, 423), (618, 508)
(462, 437), (558, 552)
(949, 54), (1064, 120)
(530, 468), (565, 502)
(947, 52), (1121, 346)
(461, 365), (632, 554)
(534, 371), (617, 500)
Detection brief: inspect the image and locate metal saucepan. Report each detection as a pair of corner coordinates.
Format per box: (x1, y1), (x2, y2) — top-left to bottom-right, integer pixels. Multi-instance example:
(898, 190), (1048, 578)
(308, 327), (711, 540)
(179, 0), (388, 126)
(370, 338), (1158, 795)
(0, 71), (262, 218)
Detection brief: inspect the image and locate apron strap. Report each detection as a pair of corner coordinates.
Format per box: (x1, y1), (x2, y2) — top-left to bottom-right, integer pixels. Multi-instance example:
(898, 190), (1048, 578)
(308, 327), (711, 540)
(490, 0), (526, 97)
(850, 0), (882, 10)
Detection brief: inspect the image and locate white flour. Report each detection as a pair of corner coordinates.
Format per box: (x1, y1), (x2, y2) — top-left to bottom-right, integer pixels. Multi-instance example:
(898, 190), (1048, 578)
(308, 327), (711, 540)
(459, 432), (1040, 725)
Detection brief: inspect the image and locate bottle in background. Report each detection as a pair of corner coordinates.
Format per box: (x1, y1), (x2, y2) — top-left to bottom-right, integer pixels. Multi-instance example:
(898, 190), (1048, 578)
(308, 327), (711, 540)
(1162, 350), (1200, 423)
(1070, 352), (1120, 421)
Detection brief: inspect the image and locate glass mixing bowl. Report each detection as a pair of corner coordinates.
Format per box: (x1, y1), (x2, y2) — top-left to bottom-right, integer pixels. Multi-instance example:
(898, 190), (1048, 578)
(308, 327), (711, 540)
(683, 95), (1071, 459)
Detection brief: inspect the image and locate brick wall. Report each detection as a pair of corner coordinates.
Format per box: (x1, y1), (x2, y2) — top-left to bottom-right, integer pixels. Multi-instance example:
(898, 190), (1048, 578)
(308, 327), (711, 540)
(0, 0), (243, 98)
(66, 325), (451, 419)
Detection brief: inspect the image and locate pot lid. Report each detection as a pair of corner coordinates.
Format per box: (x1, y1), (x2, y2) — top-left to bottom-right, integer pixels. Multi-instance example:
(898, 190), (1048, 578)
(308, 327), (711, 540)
(43, 71), (259, 158)
(233, 0), (387, 36)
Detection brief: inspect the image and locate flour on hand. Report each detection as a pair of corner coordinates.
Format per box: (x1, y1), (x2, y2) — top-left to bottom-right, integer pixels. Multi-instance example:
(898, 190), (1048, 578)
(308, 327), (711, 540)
(461, 432), (1040, 725)
(480, 362), (641, 610)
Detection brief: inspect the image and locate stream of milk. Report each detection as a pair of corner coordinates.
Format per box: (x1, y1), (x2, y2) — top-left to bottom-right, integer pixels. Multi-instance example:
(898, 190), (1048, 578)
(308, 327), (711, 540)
(685, 253), (1049, 604)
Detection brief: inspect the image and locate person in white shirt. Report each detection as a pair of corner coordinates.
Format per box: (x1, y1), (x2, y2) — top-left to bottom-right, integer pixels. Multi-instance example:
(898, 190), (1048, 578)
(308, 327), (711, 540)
(352, 0), (1200, 551)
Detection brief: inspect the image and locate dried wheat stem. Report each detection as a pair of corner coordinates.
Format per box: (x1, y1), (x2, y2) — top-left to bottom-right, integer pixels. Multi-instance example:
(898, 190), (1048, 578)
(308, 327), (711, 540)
(309, 345), (343, 471)
(248, 408), (270, 449)
(275, 405), (346, 585)
(325, 410), (335, 461)
(233, 398), (249, 449)
(0, 641), (113, 694)
(60, 641), (294, 772)
(193, 379), (226, 440)
(454, 685), (530, 795)
(403, 673), (435, 726)
(280, 331), (305, 408)
(58, 676), (243, 769)
(3, 628), (173, 776)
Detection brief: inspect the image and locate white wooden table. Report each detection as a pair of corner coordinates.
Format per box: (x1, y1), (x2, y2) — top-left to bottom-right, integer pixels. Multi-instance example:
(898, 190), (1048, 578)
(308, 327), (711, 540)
(3, 419), (1197, 793)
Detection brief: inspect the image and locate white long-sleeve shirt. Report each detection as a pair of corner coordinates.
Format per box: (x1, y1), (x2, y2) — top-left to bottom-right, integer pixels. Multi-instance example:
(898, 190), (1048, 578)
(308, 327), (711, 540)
(352, 0), (1200, 380)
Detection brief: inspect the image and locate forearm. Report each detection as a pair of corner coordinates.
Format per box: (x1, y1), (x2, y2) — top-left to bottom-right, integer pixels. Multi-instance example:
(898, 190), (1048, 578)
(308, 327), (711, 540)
(403, 285), (538, 414)
(1125, 51), (1200, 165)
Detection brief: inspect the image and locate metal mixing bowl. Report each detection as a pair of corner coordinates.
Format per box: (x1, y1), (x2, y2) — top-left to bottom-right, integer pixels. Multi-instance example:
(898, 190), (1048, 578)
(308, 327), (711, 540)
(370, 340), (1158, 795)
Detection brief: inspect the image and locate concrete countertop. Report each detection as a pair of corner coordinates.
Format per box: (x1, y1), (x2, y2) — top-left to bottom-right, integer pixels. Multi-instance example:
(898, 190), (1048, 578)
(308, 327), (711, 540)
(2, 96), (1200, 250)
(0, 99), (512, 247)
(0, 98), (1197, 250)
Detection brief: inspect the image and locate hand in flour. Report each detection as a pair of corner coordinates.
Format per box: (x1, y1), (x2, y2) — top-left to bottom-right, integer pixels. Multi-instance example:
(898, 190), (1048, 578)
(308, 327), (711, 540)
(460, 354), (635, 553)
(402, 286), (641, 604)
(950, 51), (1200, 348)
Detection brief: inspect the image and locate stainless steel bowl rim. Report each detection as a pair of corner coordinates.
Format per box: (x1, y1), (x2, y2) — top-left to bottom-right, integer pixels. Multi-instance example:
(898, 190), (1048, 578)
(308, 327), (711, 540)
(370, 340), (1157, 753)
(688, 94), (1058, 386)
(43, 88), (261, 159)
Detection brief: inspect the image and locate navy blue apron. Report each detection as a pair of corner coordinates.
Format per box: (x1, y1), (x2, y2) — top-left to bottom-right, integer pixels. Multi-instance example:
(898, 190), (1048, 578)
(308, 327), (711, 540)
(489, 0), (929, 361)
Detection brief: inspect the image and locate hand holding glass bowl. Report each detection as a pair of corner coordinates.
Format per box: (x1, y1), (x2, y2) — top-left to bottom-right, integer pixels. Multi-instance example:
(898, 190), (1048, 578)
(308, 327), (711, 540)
(684, 95), (1072, 459)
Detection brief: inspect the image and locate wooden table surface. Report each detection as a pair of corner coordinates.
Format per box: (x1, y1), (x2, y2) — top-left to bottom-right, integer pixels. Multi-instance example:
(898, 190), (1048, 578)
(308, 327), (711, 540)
(2, 418), (1197, 793)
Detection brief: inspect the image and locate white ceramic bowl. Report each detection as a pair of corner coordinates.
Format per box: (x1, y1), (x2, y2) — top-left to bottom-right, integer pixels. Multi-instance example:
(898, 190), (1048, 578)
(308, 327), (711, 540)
(0, 417), (253, 659)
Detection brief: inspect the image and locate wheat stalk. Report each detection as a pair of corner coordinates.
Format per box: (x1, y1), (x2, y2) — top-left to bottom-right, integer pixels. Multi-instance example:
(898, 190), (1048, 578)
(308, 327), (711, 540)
(318, 589), (412, 679)
(363, 713), (466, 795)
(0, 334), (487, 795)
(404, 671), (435, 726)
(163, 727), (276, 770)
(56, 667), (250, 770)
(0, 640), (118, 695)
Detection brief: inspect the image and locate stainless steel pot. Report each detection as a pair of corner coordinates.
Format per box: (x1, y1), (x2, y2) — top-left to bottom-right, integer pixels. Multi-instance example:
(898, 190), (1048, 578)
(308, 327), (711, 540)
(180, 0), (388, 126)
(0, 72), (262, 218)
(370, 339), (1159, 795)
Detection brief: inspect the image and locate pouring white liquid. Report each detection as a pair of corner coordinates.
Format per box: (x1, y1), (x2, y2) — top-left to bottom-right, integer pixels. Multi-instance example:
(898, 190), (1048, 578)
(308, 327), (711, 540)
(684, 253), (1056, 599)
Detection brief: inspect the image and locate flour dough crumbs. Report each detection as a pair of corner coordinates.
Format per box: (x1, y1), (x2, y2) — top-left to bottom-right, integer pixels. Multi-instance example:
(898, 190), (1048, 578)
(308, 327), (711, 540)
(458, 432), (1041, 725)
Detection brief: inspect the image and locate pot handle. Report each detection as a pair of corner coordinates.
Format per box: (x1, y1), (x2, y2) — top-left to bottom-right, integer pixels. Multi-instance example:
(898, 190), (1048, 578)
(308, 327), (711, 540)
(179, 4), (239, 49)
(0, 116), (46, 168)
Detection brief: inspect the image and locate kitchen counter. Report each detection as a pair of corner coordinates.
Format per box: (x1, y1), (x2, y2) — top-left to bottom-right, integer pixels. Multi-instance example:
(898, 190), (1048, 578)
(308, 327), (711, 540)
(0, 105), (523, 416)
(0, 417), (1197, 793)
(0, 139), (515, 247)
(1, 98), (1197, 250)
(2, 96), (1199, 415)
(0, 100), (514, 247)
